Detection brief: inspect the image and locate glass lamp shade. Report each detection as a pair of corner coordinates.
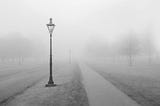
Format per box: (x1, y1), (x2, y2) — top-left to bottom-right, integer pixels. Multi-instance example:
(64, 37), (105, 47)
(47, 25), (55, 34)
(47, 18), (55, 35)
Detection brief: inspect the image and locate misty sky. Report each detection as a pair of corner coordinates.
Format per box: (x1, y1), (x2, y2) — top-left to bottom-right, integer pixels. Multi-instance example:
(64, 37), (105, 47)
(0, 0), (160, 58)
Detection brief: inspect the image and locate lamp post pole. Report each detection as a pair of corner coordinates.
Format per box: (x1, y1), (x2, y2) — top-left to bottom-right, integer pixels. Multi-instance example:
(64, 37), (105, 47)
(49, 33), (53, 83)
(46, 18), (56, 87)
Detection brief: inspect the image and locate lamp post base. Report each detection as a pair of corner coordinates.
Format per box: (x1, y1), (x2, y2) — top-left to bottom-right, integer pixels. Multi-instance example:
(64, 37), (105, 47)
(45, 83), (56, 87)
(45, 79), (56, 87)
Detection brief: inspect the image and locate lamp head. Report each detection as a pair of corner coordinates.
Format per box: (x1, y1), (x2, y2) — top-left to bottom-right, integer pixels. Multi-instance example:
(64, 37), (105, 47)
(47, 18), (55, 35)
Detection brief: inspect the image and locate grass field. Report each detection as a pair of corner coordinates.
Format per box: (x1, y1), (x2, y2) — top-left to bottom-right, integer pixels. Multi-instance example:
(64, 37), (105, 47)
(87, 58), (160, 106)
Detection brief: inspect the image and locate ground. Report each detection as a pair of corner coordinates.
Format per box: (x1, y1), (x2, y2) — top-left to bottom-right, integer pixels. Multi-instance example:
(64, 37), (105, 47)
(86, 58), (160, 106)
(1, 58), (160, 106)
(0, 61), (89, 106)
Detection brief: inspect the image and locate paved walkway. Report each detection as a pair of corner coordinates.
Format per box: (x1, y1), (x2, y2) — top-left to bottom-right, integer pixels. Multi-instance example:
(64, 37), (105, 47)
(79, 63), (140, 106)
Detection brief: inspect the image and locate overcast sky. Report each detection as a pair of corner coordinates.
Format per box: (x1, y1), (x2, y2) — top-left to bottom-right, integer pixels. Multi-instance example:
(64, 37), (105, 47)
(0, 0), (160, 58)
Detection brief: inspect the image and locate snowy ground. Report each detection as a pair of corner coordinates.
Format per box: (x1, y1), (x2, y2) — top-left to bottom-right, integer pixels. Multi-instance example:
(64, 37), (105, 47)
(86, 58), (160, 106)
(0, 62), (89, 106)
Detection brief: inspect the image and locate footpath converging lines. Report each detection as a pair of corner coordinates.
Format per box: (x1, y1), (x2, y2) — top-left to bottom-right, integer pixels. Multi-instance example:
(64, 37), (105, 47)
(79, 63), (140, 106)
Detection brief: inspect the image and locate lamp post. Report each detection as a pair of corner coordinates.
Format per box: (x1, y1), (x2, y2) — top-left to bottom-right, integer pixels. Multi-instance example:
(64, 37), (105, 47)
(45, 18), (56, 87)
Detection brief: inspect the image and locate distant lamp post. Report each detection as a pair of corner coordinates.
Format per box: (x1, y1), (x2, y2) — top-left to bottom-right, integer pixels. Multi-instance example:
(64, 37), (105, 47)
(45, 18), (56, 87)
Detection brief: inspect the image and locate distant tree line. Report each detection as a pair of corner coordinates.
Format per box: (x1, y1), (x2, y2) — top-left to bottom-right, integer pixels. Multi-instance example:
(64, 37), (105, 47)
(0, 33), (47, 64)
(85, 30), (157, 66)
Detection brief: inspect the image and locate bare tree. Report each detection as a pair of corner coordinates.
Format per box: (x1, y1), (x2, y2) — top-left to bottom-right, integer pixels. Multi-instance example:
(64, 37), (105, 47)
(0, 33), (34, 64)
(142, 26), (155, 64)
(117, 31), (140, 66)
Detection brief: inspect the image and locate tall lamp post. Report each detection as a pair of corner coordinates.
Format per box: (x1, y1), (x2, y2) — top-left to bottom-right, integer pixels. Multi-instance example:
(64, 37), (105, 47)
(45, 18), (56, 87)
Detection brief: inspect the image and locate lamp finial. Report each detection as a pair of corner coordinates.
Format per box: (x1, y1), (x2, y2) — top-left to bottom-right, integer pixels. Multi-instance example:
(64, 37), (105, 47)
(49, 18), (52, 24)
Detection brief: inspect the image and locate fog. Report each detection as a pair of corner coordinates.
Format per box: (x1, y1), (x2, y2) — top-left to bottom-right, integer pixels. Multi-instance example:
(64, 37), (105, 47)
(1, 1), (160, 105)
(0, 0), (160, 61)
